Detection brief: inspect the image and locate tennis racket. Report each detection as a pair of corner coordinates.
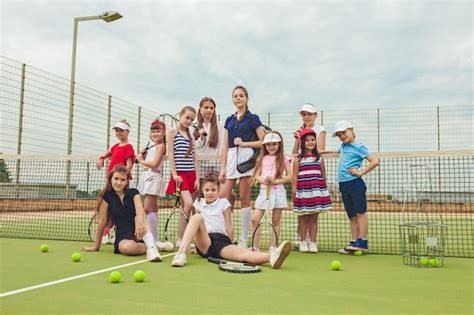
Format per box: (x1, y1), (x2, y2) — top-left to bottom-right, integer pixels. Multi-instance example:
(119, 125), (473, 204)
(207, 257), (262, 273)
(87, 212), (115, 243)
(134, 141), (156, 164)
(163, 187), (189, 249)
(252, 184), (279, 251)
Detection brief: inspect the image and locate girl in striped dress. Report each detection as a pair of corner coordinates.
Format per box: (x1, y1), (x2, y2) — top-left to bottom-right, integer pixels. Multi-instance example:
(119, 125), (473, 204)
(292, 128), (332, 253)
(166, 106), (199, 247)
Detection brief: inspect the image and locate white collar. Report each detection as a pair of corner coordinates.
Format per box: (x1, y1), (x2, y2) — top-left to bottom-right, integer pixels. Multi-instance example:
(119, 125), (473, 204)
(199, 198), (219, 207)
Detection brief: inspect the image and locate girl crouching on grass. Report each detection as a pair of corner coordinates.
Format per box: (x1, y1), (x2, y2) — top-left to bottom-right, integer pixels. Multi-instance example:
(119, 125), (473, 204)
(82, 165), (162, 262)
(171, 172), (291, 269)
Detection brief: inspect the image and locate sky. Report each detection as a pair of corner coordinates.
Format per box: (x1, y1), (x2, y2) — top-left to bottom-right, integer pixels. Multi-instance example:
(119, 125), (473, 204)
(1, 0), (472, 116)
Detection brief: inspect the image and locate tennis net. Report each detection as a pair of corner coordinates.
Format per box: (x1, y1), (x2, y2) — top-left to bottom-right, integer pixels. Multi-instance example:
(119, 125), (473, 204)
(0, 151), (472, 257)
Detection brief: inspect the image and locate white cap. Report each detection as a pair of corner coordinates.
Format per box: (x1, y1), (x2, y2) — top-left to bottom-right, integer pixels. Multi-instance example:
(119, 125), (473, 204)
(112, 121), (130, 131)
(299, 103), (317, 113)
(262, 132), (282, 144)
(332, 120), (353, 137)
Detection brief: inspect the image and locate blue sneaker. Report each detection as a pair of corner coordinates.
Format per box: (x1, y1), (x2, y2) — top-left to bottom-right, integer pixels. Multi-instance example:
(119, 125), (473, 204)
(348, 238), (368, 252)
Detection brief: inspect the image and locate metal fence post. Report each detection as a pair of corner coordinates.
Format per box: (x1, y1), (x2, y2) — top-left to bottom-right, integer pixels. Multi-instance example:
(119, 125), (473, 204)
(136, 106), (142, 181)
(15, 63), (26, 197)
(377, 108), (381, 195)
(267, 112), (271, 127)
(107, 95), (112, 150)
(320, 110), (324, 126)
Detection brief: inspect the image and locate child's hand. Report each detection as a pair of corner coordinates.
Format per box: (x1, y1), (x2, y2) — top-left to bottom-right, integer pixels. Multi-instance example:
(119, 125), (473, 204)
(81, 246), (99, 252)
(96, 159), (104, 169)
(134, 219), (145, 239)
(194, 179), (200, 191)
(268, 176), (277, 184)
(219, 170), (226, 183)
(233, 137), (243, 146)
(349, 167), (363, 177)
(173, 175), (183, 186)
(293, 129), (301, 139)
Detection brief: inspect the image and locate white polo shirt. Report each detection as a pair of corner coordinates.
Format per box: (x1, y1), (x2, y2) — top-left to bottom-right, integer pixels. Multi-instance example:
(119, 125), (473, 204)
(193, 198), (231, 235)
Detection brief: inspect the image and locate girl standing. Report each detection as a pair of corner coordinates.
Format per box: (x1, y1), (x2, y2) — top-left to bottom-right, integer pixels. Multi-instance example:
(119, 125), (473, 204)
(171, 172), (291, 269)
(82, 165), (162, 262)
(136, 119), (173, 251)
(193, 97), (224, 188)
(292, 128), (332, 253)
(219, 86), (266, 248)
(166, 106), (199, 248)
(251, 131), (292, 251)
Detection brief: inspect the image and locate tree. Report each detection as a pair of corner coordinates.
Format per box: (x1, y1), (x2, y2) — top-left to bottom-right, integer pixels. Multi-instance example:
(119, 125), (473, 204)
(0, 154), (12, 183)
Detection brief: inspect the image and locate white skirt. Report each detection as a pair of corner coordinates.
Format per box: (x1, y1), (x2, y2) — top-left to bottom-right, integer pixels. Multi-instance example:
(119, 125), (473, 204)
(226, 147), (255, 179)
(137, 170), (165, 196)
(254, 187), (288, 210)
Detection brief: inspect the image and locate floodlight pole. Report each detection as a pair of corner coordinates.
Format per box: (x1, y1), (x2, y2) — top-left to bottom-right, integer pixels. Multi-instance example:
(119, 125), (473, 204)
(66, 12), (122, 197)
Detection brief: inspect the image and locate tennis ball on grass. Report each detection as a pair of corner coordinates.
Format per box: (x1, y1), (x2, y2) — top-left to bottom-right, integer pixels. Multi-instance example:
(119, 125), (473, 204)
(109, 271), (122, 283)
(354, 250), (363, 256)
(428, 258), (440, 267)
(419, 257), (428, 266)
(71, 252), (81, 262)
(40, 244), (49, 252)
(134, 270), (146, 282)
(331, 260), (341, 271)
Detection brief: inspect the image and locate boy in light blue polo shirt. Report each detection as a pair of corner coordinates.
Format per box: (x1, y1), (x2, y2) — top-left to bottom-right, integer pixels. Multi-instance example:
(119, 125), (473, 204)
(333, 121), (379, 252)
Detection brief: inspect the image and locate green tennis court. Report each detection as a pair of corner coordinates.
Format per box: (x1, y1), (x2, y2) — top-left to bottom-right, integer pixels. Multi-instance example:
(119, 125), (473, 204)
(1, 238), (472, 314)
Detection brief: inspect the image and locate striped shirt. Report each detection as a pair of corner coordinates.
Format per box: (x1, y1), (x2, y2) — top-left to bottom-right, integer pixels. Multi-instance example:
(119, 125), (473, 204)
(174, 131), (195, 172)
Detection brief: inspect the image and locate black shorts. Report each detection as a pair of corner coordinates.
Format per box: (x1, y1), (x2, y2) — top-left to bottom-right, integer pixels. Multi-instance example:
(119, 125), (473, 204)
(113, 226), (143, 254)
(196, 233), (233, 259)
(339, 177), (367, 219)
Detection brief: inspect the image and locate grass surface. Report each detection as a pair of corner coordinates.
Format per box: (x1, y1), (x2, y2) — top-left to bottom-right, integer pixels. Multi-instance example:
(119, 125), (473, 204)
(1, 238), (472, 315)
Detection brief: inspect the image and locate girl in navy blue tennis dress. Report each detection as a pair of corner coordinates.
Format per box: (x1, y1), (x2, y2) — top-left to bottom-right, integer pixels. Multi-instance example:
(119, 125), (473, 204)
(82, 165), (162, 262)
(219, 86), (266, 248)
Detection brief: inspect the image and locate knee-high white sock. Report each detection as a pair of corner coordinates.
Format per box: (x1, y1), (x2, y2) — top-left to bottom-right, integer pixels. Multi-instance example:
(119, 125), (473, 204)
(147, 212), (158, 241)
(240, 207), (251, 241)
(142, 232), (155, 248)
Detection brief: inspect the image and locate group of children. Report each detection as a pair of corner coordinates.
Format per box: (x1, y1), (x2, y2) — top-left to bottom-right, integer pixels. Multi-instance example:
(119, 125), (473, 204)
(82, 86), (379, 270)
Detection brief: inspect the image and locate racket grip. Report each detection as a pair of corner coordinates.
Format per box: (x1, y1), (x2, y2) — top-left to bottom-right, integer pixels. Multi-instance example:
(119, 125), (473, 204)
(208, 257), (221, 265)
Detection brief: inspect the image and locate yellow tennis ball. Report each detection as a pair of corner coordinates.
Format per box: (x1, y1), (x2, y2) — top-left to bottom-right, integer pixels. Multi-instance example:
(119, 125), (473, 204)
(331, 260), (341, 271)
(109, 271), (122, 283)
(40, 244), (49, 253)
(353, 250), (363, 256)
(428, 258), (436, 266)
(71, 252), (81, 262)
(419, 257), (429, 266)
(134, 270), (146, 282)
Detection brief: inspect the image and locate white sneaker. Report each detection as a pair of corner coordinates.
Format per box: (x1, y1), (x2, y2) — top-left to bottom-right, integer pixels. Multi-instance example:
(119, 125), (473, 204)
(270, 241), (291, 269)
(299, 241), (309, 253)
(146, 246), (162, 262)
(155, 241), (174, 252)
(308, 241), (318, 253)
(238, 239), (248, 249)
(171, 252), (187, 267)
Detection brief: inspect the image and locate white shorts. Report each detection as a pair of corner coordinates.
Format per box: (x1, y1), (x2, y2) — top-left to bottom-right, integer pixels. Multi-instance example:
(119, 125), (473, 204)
(226, 147), (254, 179)
(137, 170), (165, 196)
(199, 160), (221, 179)
(254, 187), (288, 210)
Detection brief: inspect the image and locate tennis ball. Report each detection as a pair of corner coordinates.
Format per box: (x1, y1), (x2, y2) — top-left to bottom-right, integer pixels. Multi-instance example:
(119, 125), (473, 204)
(331, 260), (342, 271)
(133, 270), (146, 282)
(419, 257), (429, 266)
(109, 271), (122, 283)
(353, 250), (363, 256)
(428, 258), (440, 267)
(40, 244), (49, 253)
(71, 252), (81, 262)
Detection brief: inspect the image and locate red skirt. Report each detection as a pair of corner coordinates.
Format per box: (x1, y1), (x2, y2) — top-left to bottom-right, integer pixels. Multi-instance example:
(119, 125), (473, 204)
(166, 171), (197, 194)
